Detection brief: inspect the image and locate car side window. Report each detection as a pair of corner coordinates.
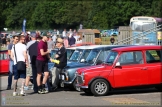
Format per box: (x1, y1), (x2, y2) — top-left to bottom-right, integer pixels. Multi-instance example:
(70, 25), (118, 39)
(145, 50), (162, 63)
(0, 53), (3, 60)
(118, 51), (143, 65)
(4, 53), (8, 60)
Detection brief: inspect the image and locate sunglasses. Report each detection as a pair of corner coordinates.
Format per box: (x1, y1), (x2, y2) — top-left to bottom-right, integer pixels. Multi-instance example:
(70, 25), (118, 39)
(56, 41), (61, 43)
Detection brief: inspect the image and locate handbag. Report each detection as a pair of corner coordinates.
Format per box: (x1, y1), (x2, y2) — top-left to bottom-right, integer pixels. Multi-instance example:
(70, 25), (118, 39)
(13, 45), (26, 71)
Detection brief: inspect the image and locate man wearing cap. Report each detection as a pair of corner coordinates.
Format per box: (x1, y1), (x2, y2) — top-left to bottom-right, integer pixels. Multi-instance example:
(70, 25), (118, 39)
(26, 33), (38, 92)
(36, 32), (51, 94)
(50, 38), (67, 90)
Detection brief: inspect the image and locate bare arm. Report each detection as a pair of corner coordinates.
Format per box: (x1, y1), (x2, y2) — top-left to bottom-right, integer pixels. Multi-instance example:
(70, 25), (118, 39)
(23, 50), (28, 64)
(40, 49), (49, 56)
(8, 50), (11, 56)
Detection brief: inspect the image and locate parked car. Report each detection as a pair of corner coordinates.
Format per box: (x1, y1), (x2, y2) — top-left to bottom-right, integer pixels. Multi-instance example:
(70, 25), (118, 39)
(76, 45), (162, 96)
(0, 50), (9, 74)
(63, 45), (130, 89)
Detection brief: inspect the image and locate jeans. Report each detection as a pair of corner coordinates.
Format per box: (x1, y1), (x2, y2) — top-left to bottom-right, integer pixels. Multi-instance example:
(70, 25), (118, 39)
(7, 61), (14, 87)
(31, 64), (38, 92)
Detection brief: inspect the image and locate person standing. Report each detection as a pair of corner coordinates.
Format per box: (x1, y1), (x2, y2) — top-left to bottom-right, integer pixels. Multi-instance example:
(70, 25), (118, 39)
(11, 35), (29, 96)
(26, 33), (39, 93)
(47, 36), (55, 50)
(68, 33), (76, 46)
(110, 36), (115, 45)
(6, 35), (19, 90)
(36, 32), (51, 94)
(50, 38), (67, 90)
(62, 29), (67, 38)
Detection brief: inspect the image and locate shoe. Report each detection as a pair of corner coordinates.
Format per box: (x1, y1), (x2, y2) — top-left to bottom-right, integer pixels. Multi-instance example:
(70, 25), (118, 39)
(6, 86), (11, 90)
(13, 92), (18, 96)
(31, 85), (34, 90)
(24, 86), (29, 90)
(38, 89), (43, 94)
(20, 91), (26, 96)
(41, 88), (48, 94)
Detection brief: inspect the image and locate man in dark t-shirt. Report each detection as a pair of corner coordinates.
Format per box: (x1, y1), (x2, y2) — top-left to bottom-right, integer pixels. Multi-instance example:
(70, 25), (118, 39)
(26, 33), (38, 93)
(6, 35), (19, 90)
(36, 32), (51, 94)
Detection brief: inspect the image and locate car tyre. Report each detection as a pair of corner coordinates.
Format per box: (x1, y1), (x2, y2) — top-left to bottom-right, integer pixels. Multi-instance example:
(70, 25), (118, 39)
(155, 85), (162, 92)
(90, 79), (109, 96)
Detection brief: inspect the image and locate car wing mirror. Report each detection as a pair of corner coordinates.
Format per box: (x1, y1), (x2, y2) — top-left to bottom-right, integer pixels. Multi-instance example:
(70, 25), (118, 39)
(81, 59), (85, 62)
(115, 62), (121, 67)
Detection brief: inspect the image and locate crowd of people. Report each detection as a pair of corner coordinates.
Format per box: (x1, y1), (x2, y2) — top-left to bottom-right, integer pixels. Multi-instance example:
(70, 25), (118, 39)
(5, 28), (80, 96)
(0, 29), (83, 49)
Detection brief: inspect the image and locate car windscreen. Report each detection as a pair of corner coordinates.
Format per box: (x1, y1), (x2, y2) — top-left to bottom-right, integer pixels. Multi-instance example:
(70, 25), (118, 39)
(83, 49), (100, 64)
(79, 49), (92, 63)
(69, 49), (83, 61)
(105, 51), (118, 65)
(50, 49), (57, 59)
(67, 49), (75, 60)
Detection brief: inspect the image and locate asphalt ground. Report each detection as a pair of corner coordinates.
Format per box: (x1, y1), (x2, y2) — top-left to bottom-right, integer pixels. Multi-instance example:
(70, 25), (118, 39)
(0, 75), (161, 106)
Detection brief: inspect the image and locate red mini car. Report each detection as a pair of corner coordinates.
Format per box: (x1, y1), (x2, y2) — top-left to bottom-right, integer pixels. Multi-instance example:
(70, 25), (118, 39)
(76, 45), (162, 96)
(0, 50), (9, 74)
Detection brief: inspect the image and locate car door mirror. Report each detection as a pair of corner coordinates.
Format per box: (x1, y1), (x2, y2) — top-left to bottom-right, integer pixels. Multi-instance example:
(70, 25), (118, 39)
(116, 62), (121, 67)
(81, 59), (85, 62)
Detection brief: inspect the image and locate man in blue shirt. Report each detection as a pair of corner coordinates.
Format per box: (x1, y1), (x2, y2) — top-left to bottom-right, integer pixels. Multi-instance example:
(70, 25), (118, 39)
(6, 35), (19, 90)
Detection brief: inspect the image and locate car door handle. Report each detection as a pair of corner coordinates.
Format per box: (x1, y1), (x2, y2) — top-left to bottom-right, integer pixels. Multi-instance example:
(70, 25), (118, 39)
(141, 67), (147, 70)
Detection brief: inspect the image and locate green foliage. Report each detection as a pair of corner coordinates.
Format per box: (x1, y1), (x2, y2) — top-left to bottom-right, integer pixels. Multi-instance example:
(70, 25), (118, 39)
(1, 0), (162, 30)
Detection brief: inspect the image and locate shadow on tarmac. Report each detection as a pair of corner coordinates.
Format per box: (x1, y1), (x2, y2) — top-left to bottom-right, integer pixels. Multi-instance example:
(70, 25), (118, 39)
(80, 88), (161, 96)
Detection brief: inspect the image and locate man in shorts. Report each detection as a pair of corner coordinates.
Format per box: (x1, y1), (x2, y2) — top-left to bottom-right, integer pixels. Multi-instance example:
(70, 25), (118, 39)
(27, 33), (39, 93)
(11, 35), (29, 96)
(36, 32), (51, 94)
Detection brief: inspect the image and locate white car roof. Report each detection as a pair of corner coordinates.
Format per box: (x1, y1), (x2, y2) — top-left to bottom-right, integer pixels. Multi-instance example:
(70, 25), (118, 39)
(66, 46), (78, 50)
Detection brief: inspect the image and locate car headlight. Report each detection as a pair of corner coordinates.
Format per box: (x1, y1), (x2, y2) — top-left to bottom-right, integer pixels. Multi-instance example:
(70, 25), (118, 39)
(64, 70), (69, 81)
(81, 72), (85, 81)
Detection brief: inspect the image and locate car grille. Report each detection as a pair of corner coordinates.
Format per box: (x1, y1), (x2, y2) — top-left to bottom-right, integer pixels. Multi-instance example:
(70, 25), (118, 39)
(77, 75), (84, 84)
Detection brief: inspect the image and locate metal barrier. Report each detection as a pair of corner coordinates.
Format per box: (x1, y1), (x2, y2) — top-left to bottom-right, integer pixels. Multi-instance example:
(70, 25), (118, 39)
(115, 24), (162, 45)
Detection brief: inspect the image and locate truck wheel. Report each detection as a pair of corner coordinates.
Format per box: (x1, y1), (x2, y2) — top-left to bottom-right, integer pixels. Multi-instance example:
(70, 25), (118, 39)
(90, 79), (109, 96)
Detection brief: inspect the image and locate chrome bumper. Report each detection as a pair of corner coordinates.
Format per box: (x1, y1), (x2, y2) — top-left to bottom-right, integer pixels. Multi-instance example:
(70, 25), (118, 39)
(75, 84), (88, 91)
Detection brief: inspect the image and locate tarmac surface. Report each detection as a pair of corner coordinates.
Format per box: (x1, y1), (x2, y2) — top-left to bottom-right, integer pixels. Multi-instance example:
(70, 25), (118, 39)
(0, 75), (161, 106)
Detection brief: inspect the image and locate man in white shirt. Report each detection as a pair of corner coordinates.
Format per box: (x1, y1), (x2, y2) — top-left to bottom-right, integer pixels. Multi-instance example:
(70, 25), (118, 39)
(62, 29), (67, 38)
(11, 35), (29, 96)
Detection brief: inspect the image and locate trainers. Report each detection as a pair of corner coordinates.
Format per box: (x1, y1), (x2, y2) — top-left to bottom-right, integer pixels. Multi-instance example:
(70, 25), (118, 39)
(31, 85), (34, 90)
(20, 91), (26, 96)
(41, 88), (48, 94)
(13, 92), (18, 96)
(24, 86), (29, 90)
(38, 89), (43, 94)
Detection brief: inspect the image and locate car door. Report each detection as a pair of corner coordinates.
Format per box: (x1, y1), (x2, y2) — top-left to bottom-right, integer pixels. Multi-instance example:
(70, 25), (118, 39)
(144, 50), (162, 84)
(113, 51), (148, 88)
(0, 52), (9, 73)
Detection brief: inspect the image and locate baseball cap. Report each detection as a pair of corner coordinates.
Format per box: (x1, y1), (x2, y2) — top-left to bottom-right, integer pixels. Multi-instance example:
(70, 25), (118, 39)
(43, 32), (50, 37)
(30, 33), (36, 38)
(27, 31), (31, 35)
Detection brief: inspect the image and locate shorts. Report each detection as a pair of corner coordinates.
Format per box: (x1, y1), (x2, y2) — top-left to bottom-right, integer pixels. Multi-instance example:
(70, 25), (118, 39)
(36, 60), (48, 73)
(26, 64), (32, 76)
(13, 65), (26, 80)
